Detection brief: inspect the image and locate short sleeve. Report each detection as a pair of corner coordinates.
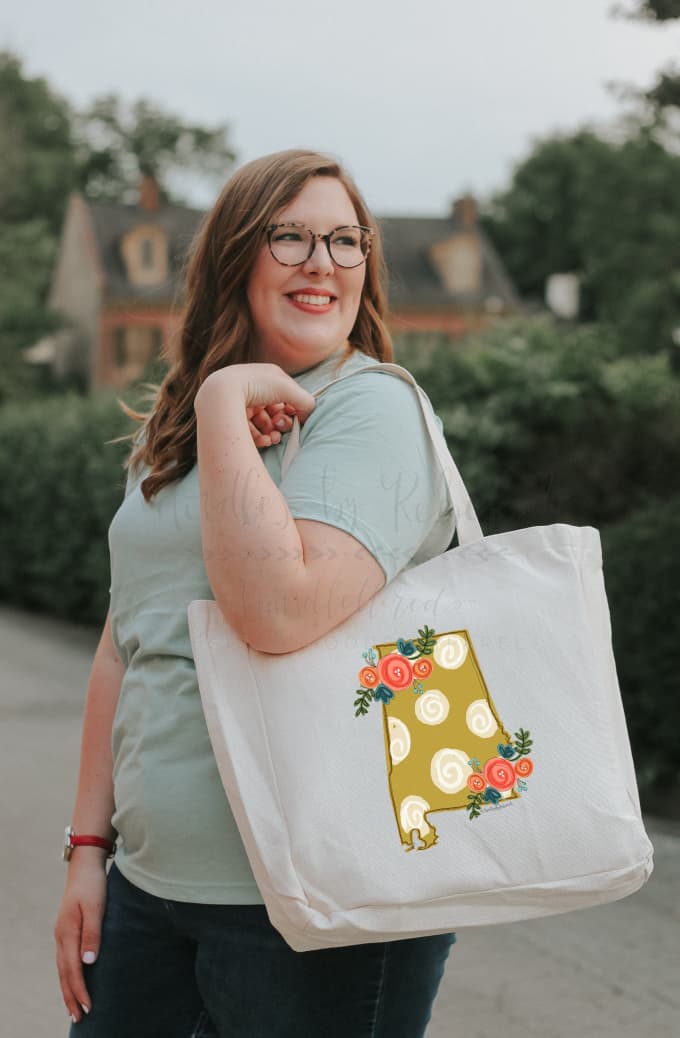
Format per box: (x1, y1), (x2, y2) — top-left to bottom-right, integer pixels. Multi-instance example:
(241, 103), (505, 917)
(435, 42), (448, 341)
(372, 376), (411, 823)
(279, 371), (453, 583)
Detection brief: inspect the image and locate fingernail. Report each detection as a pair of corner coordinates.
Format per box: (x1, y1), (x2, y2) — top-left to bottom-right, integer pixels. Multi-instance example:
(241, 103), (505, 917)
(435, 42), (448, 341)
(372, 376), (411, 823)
(82, 951), (96, 964)
(81, 1003), (90, 1014)
(274, 419), (287, 430)
(70, 1013), (77, 1023)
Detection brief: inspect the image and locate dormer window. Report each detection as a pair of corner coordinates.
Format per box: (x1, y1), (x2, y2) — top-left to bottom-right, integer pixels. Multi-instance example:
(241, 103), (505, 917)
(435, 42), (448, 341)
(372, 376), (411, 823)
(140, 237), (155, 270)
(120, 225), (168, 287)
(429, 234), (482, 296)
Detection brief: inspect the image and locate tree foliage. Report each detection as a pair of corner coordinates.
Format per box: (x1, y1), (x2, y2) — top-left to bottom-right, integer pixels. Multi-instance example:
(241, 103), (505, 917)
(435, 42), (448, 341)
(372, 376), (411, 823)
(402, 319), (680, 534)
(601, 494), (680, 793)
(74, 95), (235, 204)
(482, 128), (680, 357)
(631, 0), (680, 19)
(0, 51), (76, 232)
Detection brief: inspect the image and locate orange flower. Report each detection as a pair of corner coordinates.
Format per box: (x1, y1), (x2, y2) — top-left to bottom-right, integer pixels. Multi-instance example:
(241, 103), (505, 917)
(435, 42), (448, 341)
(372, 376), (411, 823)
(413, 658), (433, 679)
(358, 666), (379, 688)
(483, 757), (516, 792)
(467, 773), (487, 793)
(515, 757), (534, 777)
(377, 653), (414, 691)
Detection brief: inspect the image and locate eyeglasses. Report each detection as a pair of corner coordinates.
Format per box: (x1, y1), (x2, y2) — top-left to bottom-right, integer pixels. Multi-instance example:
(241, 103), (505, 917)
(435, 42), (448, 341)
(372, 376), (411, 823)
(264, 222), (374, 268)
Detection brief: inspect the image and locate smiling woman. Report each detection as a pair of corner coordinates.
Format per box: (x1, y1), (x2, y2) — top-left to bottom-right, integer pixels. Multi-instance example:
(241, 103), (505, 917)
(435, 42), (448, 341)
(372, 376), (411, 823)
(54, 149), (456, 1038)
(246, 177), (369, 373)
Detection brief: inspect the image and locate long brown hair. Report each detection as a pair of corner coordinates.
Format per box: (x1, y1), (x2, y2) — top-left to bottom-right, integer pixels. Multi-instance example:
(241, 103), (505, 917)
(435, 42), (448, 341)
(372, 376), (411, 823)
(123, 149), (394, 501)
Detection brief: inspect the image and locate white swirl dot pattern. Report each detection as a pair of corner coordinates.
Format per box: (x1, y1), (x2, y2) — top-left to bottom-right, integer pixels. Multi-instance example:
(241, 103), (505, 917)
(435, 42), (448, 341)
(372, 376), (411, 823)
(415, 690), (449, 726)
(430, 748), (472, 794)
(433, 634), (468, 670)
(400, 795), (431, 836)
(465, 699), (498, 739)
(388, 717), (411, 764)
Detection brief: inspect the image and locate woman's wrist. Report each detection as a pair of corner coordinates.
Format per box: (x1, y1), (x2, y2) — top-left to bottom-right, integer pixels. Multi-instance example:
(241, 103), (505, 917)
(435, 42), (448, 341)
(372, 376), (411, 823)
(194, 366), (245, 414)
(66, 845), (112, 868)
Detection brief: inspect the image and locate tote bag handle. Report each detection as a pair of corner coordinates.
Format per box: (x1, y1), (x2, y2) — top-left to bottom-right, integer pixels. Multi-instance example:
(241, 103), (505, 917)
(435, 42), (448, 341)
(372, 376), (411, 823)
(281, 360), (484, 546)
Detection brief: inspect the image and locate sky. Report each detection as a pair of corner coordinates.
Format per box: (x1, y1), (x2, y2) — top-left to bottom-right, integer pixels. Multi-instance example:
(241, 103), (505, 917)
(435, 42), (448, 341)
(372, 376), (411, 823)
(2, 0), (679, 215)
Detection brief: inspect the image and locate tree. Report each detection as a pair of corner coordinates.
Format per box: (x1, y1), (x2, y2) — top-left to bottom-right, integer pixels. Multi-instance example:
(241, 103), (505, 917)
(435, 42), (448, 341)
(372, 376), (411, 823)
(0, 53), (78, 400)
(0, 51), (76, 232)
(632, 0), (680, 19)
(482, 128), (680, 357)
(0, 51), (236, 402)
(480, 130), (610, 310)
(74, 95), (235, 204)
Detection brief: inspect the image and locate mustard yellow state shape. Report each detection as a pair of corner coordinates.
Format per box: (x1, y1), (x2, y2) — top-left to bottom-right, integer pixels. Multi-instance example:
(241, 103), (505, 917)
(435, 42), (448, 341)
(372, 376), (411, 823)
(375, 629), (518, 851)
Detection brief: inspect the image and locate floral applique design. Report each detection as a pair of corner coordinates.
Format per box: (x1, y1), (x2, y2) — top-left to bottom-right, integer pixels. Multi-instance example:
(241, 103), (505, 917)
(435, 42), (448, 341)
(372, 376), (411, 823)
(354, 627), (534, 849)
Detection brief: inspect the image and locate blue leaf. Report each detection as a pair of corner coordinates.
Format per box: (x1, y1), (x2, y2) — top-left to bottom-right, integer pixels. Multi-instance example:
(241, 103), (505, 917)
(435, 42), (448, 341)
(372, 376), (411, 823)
(397, 639), (416, 656)
(373, 683), (395, 704)
(483, 787), (502, 804)
(497, 743), (515, 759)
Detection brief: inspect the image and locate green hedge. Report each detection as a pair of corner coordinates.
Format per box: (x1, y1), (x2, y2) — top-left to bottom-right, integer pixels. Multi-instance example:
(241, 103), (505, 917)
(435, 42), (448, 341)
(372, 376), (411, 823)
(601, 495), (680, 801)
(0, 392), (133, 624)
(398, 320), (680, 535)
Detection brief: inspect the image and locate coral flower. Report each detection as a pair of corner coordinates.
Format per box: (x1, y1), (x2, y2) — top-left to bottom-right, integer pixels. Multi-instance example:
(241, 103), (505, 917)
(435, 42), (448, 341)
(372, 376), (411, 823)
(515, 757), (534, 777)
(413, 658), (433, 679)
(483, 757), (516, 792)
(467, 773), (487, 793)
(358, 666), (379, 688)
(377, 653), (414, 691)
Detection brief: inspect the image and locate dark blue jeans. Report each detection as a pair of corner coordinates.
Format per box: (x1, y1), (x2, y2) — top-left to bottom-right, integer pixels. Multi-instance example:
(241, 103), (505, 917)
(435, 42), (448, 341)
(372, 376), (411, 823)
(70, 861), (455, 1038)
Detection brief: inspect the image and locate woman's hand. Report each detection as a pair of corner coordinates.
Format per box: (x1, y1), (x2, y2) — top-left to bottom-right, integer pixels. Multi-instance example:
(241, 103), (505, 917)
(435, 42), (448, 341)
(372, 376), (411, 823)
(195, 363), (316, 432)
(55, 852), (108, 1024)
(248, 402), (297, 448)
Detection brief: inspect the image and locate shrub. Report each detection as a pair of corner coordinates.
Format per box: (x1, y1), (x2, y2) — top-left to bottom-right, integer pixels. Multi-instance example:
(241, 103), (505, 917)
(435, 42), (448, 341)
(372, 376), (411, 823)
(0, 392), (133, 624)
(399, 319), (680, 536)
(601, 495), (680, 798)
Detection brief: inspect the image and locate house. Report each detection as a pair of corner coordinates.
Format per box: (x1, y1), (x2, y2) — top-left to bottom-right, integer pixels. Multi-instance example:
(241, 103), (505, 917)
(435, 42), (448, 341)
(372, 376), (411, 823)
(380, 196), (521, 336)
(32, 180), (520, 390)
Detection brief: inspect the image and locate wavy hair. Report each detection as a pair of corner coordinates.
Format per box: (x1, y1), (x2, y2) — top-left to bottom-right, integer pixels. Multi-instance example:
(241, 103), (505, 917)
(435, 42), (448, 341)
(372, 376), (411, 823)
(121, 149), (394, 501)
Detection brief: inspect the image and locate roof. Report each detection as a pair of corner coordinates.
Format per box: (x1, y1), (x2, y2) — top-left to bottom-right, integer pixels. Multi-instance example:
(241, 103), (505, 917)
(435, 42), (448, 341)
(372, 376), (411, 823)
(86, 200), (520, 311)
(88, 201), (203, 303)
(379, 215), (520, 310)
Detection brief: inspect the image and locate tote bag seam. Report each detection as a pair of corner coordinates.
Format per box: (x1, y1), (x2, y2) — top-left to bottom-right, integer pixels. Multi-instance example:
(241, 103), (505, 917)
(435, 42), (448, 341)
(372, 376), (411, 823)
(322, 852), (653, 917)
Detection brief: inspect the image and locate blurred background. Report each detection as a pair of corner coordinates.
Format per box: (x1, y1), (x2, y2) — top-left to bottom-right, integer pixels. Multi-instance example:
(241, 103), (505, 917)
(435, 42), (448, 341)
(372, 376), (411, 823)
(0, 1), (679, 1033)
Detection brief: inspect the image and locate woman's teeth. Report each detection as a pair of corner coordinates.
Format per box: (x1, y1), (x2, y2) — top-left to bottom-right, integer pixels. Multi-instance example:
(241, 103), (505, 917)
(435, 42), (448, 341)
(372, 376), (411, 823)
(289, 294), (333, 306)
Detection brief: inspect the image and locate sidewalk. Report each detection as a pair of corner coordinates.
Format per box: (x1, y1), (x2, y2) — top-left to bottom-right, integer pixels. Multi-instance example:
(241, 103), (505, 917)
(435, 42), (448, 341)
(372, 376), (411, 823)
(0, 604), (678, 1038)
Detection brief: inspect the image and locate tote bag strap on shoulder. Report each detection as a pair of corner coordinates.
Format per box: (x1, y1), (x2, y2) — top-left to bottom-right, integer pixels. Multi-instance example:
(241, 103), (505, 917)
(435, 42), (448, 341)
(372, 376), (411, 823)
(281, 360), (484, 546)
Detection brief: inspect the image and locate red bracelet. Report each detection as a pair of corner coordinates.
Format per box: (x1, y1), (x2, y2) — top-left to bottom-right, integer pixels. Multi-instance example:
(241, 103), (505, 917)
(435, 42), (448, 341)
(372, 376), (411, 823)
(63, 826), (116, 862)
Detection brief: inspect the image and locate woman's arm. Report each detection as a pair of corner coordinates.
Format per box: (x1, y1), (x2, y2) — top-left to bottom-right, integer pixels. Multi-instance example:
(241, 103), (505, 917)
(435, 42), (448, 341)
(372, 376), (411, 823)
(195, 363), (386, 654)
(54, 609), (126, 1024)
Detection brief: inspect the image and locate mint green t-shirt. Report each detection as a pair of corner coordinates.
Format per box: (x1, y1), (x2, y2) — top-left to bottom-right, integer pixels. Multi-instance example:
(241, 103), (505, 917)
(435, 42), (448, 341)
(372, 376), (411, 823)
(107, 346), (455, 903)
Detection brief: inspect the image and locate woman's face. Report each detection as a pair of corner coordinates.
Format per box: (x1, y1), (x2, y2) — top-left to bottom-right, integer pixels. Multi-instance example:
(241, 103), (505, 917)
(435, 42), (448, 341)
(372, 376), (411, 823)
(247, 176), (367, 374)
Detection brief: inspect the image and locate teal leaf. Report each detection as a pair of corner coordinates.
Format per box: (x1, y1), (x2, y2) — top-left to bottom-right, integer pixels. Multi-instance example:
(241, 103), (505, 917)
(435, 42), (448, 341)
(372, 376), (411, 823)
(373, 683), (395, 704)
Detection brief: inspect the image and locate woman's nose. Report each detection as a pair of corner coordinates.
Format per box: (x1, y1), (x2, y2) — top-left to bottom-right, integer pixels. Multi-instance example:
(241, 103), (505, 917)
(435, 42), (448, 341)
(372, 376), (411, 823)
(302, 238), (334, 275)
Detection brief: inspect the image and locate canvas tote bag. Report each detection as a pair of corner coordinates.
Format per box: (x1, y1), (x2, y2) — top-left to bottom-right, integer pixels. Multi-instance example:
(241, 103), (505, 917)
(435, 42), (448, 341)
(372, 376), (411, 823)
(188, 362), (653, 953)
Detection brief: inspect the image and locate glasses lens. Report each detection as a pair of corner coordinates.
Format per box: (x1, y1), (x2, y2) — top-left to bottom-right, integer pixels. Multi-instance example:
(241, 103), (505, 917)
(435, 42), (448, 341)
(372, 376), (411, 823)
(269, 225), (312, 265)
(329, 227), (370, 268)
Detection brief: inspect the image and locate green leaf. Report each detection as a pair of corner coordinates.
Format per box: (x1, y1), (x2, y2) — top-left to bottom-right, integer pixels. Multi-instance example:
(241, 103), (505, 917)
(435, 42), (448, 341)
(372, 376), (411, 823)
(513, 728), (533, 756)
(414, 624), (437, 656)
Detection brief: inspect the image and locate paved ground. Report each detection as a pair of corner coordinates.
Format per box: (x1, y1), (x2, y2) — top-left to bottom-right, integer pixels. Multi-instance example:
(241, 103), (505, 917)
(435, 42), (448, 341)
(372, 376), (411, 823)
(1, 604), (678, 1038)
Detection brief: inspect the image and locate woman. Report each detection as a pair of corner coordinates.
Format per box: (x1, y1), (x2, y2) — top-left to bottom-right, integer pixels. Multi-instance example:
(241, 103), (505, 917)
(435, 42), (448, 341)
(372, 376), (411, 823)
(55, 149), (456, 1037)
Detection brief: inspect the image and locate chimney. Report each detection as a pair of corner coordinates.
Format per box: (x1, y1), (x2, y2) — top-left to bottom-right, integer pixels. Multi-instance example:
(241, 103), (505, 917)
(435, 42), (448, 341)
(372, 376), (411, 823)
(451, 194), (477, 229)
(139, 174), (160, 212)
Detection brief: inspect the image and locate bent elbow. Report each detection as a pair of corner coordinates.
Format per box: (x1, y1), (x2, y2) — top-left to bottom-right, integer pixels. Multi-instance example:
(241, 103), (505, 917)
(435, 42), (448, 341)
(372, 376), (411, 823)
(213, 599), (299, 656)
